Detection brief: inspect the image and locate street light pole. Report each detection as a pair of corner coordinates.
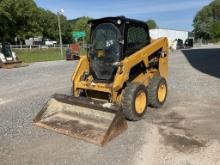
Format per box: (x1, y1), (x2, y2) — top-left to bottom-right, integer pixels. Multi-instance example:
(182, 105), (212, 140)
(57, 9), (64, 56)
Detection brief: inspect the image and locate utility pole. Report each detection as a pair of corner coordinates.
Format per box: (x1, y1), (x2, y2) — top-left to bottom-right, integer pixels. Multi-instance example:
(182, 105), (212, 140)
(57, 9), (64, 56)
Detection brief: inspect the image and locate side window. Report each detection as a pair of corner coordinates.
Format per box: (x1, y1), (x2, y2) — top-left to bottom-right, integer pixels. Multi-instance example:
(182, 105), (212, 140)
(126, 26), (149, 55)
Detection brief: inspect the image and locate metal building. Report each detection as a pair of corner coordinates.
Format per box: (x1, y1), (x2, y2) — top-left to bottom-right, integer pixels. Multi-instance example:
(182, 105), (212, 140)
(150, 28), (193, 42)
(150, 28), (194, 49)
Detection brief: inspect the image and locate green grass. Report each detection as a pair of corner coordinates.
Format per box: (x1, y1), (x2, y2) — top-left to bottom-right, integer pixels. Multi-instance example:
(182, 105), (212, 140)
(14, 48), (65, 63)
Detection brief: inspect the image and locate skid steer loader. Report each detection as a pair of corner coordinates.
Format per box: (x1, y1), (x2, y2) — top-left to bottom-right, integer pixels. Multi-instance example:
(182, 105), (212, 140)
(33, 16), (168, 146)
(0, 42), (26, 69)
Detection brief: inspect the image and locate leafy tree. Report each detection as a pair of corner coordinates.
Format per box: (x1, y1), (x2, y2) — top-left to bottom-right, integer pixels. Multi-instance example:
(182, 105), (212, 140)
(60, 15), (73, 44)
(69, 17), (92, 42)
(210, 21), (220, 40)
(37, 9), (72, 43)
(193, 0), (220, 41)
(146, 19), (157, 29)
(0, 0), (41, 42)
(0, 0), (72, 44)
(37, 8), (57, 40)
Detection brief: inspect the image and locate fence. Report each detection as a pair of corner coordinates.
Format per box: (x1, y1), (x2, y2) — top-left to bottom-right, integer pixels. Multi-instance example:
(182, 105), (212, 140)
(11, 44), (69, 49)
(11, 44), (87, 63)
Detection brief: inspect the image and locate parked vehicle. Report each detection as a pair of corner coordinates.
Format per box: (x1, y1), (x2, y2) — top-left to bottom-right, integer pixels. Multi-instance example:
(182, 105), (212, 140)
(44, 39), (57, 46)
(184, 38), (193, 48)
(66, 44), (80, 60)
(0, 42), (26, 69)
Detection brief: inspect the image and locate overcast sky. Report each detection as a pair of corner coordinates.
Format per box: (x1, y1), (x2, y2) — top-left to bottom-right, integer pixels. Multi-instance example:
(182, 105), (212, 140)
(35, 0), (212, 31)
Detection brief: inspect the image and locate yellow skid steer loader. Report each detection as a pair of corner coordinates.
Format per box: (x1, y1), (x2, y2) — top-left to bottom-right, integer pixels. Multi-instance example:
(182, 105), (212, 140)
(33, 16), (168, 146)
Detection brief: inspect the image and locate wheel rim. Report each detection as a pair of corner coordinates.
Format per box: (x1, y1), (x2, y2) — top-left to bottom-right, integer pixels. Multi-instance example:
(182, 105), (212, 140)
(135, 91), (147, 114)
(158, 83), (166, 102)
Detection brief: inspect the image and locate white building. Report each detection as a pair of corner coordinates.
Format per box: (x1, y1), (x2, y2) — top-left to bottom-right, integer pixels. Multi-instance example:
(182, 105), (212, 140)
(150, 28), (194, 49)
(150, 28), (193, 42)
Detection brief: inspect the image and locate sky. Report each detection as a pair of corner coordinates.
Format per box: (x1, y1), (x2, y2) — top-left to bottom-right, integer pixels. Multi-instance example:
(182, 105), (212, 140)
(35, 0), (212, 31)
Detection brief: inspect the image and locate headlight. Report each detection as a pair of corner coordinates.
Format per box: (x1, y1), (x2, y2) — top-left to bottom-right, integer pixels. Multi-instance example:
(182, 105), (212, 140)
(117, 19), (122, 25)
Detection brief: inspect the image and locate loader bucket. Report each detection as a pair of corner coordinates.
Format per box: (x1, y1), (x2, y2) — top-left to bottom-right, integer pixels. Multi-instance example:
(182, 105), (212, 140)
(0, 61), (28, 69)
(33, 94), (127, 146)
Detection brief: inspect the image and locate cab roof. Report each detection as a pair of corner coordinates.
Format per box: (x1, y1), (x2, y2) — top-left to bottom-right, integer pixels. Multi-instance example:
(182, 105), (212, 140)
(88, 16), (148, 28)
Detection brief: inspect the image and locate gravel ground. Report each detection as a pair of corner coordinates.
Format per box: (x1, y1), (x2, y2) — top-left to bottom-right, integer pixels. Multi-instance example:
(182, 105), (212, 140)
(0, 49), (220, 165)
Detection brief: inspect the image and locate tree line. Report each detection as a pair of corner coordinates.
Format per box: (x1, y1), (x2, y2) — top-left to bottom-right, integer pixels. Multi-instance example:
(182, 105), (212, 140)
(0, 0), (158, 44)
(193, 0), (220, 42)
(0, 0), (72, 44)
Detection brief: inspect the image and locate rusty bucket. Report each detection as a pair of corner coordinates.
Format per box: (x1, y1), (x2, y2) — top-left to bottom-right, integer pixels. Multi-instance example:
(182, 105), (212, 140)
(33, 94), (127, 146)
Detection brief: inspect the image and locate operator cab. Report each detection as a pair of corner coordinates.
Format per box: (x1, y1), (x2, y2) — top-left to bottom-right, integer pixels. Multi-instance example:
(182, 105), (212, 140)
(0, 43), (13, 60)
(88, 16), (150, 82)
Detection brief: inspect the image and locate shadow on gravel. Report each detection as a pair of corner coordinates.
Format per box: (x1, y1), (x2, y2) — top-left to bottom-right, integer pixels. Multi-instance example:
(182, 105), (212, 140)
(182, 48), (220, 79)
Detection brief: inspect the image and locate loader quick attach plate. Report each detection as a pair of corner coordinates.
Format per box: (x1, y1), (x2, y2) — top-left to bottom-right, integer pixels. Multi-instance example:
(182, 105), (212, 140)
(33, 94), (127, 146)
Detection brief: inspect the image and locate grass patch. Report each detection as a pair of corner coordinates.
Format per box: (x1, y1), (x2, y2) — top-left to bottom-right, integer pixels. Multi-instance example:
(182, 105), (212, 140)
(14, 48), (65, 63)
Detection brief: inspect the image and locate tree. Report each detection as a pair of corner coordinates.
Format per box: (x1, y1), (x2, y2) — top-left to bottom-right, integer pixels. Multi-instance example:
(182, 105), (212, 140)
(37, 9), (72, 43)
(0, 0), (73, 44)
(0, 0), (41, 42)
(69, 17), (92, 42)
(210, 21), (220, 40)
(60, 15), (73, 44)
(146, 19), (157, 29)
(193, 0), (220, 41)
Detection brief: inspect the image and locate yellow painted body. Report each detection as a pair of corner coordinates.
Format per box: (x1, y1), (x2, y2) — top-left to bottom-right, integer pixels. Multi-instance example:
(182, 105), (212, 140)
(72, 37), (168, 103)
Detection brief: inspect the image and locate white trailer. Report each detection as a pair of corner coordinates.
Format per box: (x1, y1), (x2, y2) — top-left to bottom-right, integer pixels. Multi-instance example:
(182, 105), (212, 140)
(25, 36), (43, 46)
(150, 28), (193, 49)
(150, 28), (189, 41)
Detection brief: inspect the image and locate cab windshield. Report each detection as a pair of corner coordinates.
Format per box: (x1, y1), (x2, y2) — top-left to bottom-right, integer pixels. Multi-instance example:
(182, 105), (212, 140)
(89, 23), (121, 81)
(2, 44), (12, 57)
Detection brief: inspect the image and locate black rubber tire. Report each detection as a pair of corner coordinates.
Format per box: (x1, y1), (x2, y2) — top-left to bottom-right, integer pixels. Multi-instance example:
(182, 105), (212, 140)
(148, 76), (168, 108)
(121, 83), (148, 121)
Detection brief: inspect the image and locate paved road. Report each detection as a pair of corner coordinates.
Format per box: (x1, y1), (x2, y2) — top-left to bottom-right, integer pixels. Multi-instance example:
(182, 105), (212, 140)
(0, 49), (220, 165)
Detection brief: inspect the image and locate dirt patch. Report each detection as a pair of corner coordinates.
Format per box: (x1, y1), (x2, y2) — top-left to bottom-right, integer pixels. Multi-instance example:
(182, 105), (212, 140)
(153, 112), (207, 153)
(153, 112), (186, 130)
(159, 128), (206, 153)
